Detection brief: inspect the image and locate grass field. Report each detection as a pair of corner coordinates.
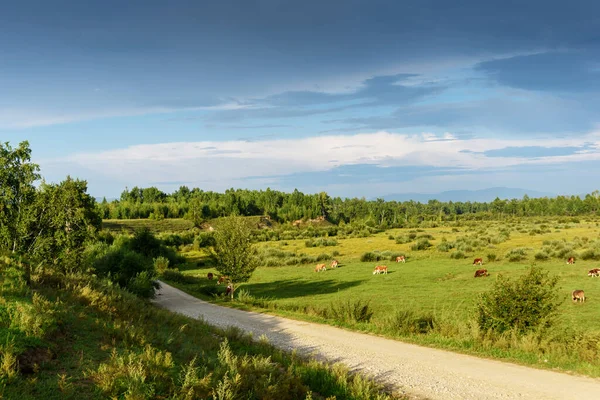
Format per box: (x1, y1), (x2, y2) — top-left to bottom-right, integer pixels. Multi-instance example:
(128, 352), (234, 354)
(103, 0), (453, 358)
(162, 217), (600, 376)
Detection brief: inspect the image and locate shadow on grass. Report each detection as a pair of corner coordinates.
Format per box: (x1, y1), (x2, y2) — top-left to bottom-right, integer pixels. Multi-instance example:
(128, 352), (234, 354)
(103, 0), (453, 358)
(242, 278), (366, 299)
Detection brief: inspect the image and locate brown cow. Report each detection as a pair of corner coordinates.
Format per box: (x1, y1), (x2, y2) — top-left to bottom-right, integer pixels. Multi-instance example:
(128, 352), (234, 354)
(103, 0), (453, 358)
(567, 257), (575, 264)
(330, 260), (339, 268)
(373, 265), (388, 275)
(588, 268), (600, 277)
(473, 258), (483, 265)
(315, 263), (327, 272)
(474, 269), (489, 278)
(396, 256), (406, 263)
(217, 275), (230, 285)
(572, 289), (585, 302)
(207, 272), (214, 280)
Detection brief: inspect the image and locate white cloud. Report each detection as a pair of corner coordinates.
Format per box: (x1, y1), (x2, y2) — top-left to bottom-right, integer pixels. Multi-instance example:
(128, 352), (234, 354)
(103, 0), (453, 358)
(53, 131), (600, 192)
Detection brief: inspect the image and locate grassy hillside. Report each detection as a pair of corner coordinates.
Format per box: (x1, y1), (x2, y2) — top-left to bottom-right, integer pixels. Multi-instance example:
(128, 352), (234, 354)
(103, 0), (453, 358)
(0, 258), (401, 400)
(163, 217), (600, 377)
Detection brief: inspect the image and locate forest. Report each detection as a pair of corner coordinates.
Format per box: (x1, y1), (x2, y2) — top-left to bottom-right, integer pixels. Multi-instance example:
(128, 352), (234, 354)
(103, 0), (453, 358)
(100, 184), (600, 227)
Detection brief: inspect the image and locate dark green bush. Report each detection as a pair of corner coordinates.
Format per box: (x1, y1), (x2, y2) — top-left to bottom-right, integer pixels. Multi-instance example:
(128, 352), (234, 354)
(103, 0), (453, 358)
(476, 266), (561, 334)
(388, 310), (436, 334)
(128, 271), (160, 298)
(330, 300), (374, 323)
(410, 238), (432, 251)
(360, 252), (378, 262)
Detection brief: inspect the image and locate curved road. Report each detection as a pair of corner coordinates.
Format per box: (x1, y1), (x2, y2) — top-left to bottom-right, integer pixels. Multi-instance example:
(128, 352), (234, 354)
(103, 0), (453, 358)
(152, 281), (600, 399)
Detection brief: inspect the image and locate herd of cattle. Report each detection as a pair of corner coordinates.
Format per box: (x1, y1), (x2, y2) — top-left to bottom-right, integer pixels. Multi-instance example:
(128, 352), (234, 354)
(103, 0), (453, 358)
(310, 254), (594, 303)
(204, 252), (593, 303)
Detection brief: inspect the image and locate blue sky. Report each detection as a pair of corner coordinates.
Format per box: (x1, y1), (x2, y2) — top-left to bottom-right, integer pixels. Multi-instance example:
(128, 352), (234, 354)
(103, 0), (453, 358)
(2, 0), (599, 198)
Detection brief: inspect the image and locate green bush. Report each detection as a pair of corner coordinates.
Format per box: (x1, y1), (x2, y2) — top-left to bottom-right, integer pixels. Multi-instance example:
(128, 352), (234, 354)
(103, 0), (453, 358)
(487, 253), (497, 262)
(410, 238), (432, 251)
(476, 266), (561, 334)
(505, 247), (528, 262)
(304, 238), (338, 248)
(330, 300), (374, 323)
(388, 310), (436, 334)
(153, 256), (170, 274)
(128, 271), (160, 299)
(450, 251), (466, 259)
(360, 252), (378, 262)
(437, 241), (455, 252)
(534, 251), (549, 261)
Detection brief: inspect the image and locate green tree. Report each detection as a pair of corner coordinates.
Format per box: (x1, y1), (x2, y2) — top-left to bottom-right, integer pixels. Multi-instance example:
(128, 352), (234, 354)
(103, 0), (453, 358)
(186, 197), (211, 227)
(211, 215), (258, 299)
(31, 177), (102, 271)
(0, 141), (40, 255)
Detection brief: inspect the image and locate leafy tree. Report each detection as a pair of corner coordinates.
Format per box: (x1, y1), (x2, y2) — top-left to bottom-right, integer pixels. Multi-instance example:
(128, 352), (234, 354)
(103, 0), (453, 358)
(31, 177), (102, 271)
(0, 141), (40, 254)
(211, 215), (258, 299)
(186, 197), (211, 227)
(476, 265), (562, 334)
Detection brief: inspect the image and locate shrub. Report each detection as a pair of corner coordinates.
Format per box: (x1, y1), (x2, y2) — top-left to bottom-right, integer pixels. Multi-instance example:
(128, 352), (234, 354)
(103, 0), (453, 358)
(153, 256), (171, 274)
(194, 232), (216, 249)
(330, 300), (374, 323)
(437, 241), (455, 252)
(128, 271), (160, 299)
(505, 248), (528, 262)
(387, 310), (436, 334)
(410, 239), (432, 251)
(450, 251), (466, 259)
(305, 238), (338, 248)
(487, 253), (497, 262)
(534, 251), (549, 261)
(360, 252), (378, 262)
(476, 266), (561, 334)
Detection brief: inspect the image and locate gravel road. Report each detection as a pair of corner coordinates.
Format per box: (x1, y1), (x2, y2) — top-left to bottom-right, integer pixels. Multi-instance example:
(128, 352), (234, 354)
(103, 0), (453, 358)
(152, 281), (600, 399)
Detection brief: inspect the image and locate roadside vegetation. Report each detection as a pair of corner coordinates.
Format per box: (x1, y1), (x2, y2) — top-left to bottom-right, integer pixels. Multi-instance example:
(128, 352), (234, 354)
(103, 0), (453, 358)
(1, 141), (400, 400)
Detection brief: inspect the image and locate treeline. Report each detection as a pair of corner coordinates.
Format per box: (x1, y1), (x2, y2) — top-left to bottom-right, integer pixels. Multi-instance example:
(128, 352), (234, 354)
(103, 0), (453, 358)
(98, 185), (600, 226)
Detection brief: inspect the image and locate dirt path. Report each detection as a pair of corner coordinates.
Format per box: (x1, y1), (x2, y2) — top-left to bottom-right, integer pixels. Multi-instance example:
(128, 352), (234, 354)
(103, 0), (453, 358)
(153, 281), (600, 399)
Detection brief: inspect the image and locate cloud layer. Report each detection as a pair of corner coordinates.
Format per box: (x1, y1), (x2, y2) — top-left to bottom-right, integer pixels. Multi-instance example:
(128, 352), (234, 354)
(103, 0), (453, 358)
(49, 131), (599, 195)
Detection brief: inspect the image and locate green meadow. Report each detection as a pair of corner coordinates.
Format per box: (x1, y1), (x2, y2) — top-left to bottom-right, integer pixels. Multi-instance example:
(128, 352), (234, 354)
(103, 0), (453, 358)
(164, 217), (600, 376)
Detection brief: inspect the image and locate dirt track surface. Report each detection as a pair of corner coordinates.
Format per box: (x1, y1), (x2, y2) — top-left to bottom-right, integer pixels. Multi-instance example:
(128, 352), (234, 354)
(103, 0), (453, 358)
(153, 281), (600, 399)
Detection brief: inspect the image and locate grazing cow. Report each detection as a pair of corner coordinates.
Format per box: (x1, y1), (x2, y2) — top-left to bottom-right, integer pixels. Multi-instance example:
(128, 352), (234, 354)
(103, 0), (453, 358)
(474, 269), (489, 278)
(315, 263), (327, 272)
(373, 265), (388, 275)
(396, 256), (406, 263)
(331, 260), (339, 268)
(567, 257), (575, 265)
(217, 276), (230, 285)
(473, 258), (483, 265)
(225, 284), (232, 296)
(588, 268), (600, 277)
(207, 272), (214, 280)
(572, 289), (586, 302)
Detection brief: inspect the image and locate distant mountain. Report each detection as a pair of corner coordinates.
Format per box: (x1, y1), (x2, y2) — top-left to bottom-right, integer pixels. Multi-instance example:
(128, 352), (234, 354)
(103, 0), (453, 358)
(379, 187), (556, 203)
